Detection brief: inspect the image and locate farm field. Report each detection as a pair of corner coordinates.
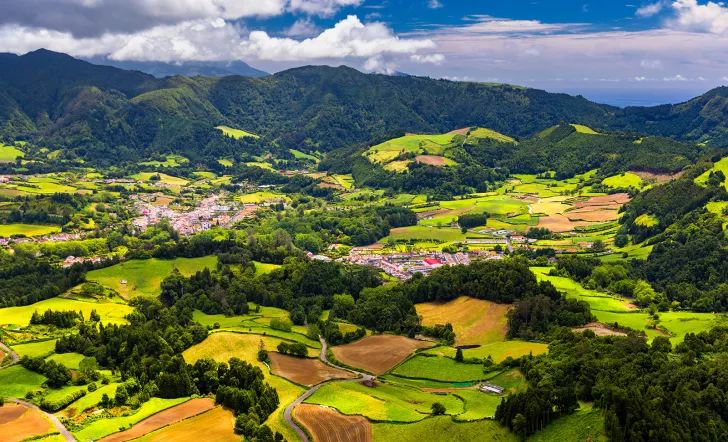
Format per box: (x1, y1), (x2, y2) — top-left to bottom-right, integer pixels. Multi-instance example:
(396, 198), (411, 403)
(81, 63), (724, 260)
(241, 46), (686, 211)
(0, 144), (24, 161)
(0, 403), (52, 442)
(72, 398), (188, 442)
(371, 416), (518, 442)
(390, 356), (486, 382)
(87, 256), (217, 299)
(254, 261), (281, 275)
(235, 191), (286, 204)
(138, 155), (187, 167)
(45, 352), (85, 369)
(0, 365), (46, 398)
(134, 406), (238, 442)
(695, 157), (728, 189)
(0, 298), (133, 327)
(331, 335), (433, 374)
(99, 398), (215, 442)
(61, 383), (119, 418)
(295, 404), (371, 442)
(364, 134), (455, 164)
(268, 352), (355, 386)
(0, 224), (61, 237)
(305, 380), (464, 422)
(416, 297), (509, 347)
(11, 340), (57, 358)
(466, 127), (516, 144)
(216, 125), (259, 139)
(421, 340), (548, 362)
(183, 332), (318, 365)
(131, 172), (189, 186)
(601, 172), (642, 189)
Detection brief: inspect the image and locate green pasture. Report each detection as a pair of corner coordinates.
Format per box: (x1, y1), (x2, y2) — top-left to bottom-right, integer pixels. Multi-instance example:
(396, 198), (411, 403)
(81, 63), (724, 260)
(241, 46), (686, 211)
(43, 383), (88, 402)
(422, 340), (548, 362)
(217, 159), (234, 167)
(529, 402), (607, 442)
(454, 390), (502, 420)
(0, 298), (133, 327)
(0, 365), (46, 397)
(531, 267), (634, 312)
(72, 397), (188, 441)
(635, 213), (658, 227)
(216, 125), (259, 139)
(466, 127), (516, 144)
(305, 380), (464, 422)
(87, 256), (217, 299)
(11, 340), (57, 358)
(62, 383), (119, 418)
(372, 416), (518, 442)
(602, 172), (642, 189)
(571, 124), (599, 134)
(0, 144), (24, 161)
(391, 356), (487, 382)
(366, 134), (455, 163)
(192, 171), (217, 179)
(12, 176), (76, 194)
(695, 157), (728, 189)
(290, 149), (318, 161)
(138, 155), (188, 168)
(254, 261), (281, 275)
(0, 224), (61, 237)
(45, 352), (85, 370)
(235, 191), (285, 204)
(131, 172), (189, 186)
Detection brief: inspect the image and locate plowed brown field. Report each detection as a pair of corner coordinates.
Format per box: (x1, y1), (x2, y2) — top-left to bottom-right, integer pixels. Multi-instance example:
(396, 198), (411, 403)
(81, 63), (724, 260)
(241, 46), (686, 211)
(0, 403), (51, 442)
(331, 335), (432, 374)
(269, 352), (355, 386)
(295, 404), (371, 442)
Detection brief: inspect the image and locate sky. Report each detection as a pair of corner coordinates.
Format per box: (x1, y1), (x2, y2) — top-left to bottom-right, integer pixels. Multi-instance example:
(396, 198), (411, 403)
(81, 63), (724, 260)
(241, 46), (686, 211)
(1, 0), (727, 105)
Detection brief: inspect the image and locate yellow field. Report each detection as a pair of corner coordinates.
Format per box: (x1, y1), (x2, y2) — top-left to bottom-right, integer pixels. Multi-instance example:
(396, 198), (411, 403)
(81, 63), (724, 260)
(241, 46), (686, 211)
(0, 298), (133, 327)
(134, 406), (238, 442)
(0, 224), (61, 237)
(216, 126), (259, 139)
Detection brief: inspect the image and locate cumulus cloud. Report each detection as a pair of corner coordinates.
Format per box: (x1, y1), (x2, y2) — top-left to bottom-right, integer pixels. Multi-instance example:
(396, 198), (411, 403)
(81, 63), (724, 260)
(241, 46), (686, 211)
(663, 74), (688, 81)
(0, 0), (360, 37)
(0, 15), (440, 65)
(431, 16), (580, 35)
(668, 0), (728, 34)
(410, 53), (445, 64)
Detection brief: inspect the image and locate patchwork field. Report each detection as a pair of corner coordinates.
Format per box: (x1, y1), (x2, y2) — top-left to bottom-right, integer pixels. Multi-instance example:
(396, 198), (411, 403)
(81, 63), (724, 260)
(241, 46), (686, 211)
(365, 134), (455, 164)
(99, 398), (215, 442)
(295, 404), (371, 442)
(0, 403), (52, 442)
(133, 406), (238, 442)
(87, 256), (217, 299)
(331, 335), (433, 374)
(269, 352), (354, 386)
(416, 297), (509, 347)
(183, 332), (318, 365)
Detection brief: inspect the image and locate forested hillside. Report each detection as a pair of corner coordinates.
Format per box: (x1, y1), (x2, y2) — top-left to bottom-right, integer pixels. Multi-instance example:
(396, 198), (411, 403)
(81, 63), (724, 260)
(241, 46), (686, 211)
(2, 49), (727, 164)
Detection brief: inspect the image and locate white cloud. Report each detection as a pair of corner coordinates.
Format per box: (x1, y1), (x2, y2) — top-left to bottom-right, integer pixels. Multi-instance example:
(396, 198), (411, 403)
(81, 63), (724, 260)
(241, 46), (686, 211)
(0, 15), (438, 65)
(364, 55), (395, 74)
(663, 74), (688, 81)
(288, 0), (363, 17)
(284, 18), (321, 37)
(636, 1), (667, 17)
(241, 16), (436, 61)
(722, 76), (728, 81)
(633, 76), (648, 81)
(640, 58), (663, 69)
(669, 0), (728, 34)
(429, 16), (580, 35)
(410, 53), (445, 64)
(427, 0), (444, 9)
(524, 48), (541, 56)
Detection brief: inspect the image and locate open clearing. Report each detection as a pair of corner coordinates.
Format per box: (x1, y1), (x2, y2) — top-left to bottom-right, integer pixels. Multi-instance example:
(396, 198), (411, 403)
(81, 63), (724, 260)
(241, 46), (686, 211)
(416, 297), (510, 347)
(0, 144), (24, 162)
(99, 398), (214, 442)
(216, 125), (259, 139)
(87, 256), (217, 299)
(0, 403), (52, 442)
(184, 332), (318, 365)
(269, 352), (354, 386)
(415, 155), (456, 167)
(602, 173), (642, 188)
(295, 404), (372, 442)
(573, 322), (628, 337)
(331, 335), (433, 374)
(0, 298), (133, 327)
(0, 224), (61, 237)
(134, 406), (238, 442)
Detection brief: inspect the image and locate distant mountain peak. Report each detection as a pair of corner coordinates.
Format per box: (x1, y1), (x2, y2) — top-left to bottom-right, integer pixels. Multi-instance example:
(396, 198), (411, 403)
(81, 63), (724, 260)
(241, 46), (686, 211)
(82, 57), (269, 79)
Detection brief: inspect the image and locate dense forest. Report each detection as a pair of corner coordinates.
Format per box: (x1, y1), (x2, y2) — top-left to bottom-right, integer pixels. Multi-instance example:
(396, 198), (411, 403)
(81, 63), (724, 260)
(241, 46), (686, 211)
(2, 50), (728, 167)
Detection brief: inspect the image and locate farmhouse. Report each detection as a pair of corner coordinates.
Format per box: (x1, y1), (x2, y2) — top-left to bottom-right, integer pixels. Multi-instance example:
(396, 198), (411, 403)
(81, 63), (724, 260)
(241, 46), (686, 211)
(480, 382), (505, 394)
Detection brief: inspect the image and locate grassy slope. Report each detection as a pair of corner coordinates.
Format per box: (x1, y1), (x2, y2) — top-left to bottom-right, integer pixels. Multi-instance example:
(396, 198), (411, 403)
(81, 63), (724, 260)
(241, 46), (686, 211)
(0, 298), (133, 327)
(216, 126), (259, 139)
(372, 416), (518, 442)
(0, 224), (61, 237)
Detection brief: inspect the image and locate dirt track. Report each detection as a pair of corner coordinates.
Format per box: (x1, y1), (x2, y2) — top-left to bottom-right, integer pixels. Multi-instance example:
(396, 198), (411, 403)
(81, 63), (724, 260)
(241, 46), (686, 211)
(295, 404), (372, 442)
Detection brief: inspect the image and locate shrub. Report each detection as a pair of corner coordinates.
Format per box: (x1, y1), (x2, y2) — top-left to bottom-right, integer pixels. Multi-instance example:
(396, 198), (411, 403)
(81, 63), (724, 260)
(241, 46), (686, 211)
(41, 389), (86, 412)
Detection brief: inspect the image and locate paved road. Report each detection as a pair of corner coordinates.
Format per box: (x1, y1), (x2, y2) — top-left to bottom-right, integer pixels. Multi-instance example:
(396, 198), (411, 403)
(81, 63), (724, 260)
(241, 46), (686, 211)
(283, 336), (374, 442)
(1, 341), (76, 441)
(0, 341), (20, 369)
(6, 398), (76, 441)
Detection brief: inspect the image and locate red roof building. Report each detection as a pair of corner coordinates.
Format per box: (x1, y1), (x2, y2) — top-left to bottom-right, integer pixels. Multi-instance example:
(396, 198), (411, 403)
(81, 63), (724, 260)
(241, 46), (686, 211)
(423, 258), (443, 266)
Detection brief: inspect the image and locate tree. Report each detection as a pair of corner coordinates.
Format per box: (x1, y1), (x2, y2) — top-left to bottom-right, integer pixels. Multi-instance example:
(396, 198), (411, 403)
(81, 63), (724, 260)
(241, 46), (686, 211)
(431, 402), (446, 416)
(512, 413), (527, 440)
(455, 348), (464, 362)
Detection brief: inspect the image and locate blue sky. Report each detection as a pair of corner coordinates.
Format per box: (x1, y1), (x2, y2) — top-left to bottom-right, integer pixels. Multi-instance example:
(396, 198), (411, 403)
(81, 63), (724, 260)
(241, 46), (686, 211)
(0, 0), (726, 105)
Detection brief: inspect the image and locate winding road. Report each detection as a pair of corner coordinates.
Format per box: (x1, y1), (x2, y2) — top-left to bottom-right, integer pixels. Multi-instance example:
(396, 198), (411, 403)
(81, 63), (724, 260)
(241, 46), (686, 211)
(0, 341), (76, 441)
(282, 336), (374, 442)
(0, 341), (20, 368)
